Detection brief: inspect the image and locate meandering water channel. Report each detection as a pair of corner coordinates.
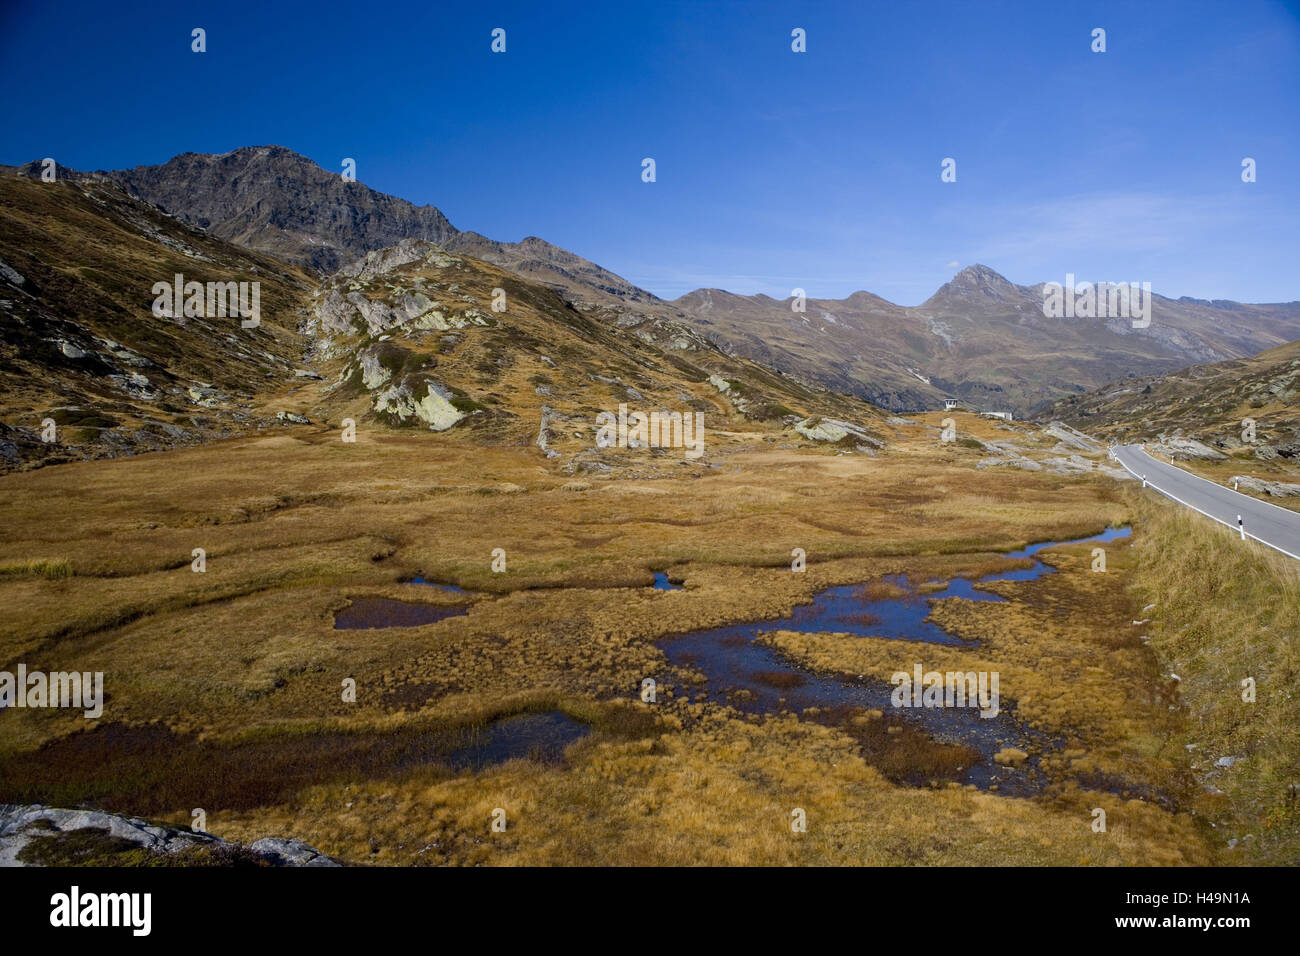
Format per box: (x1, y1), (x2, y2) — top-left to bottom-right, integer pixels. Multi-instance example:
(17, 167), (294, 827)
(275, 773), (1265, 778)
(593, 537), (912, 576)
(325, 528), (1130, 793)
(657, 527), (1131, 795)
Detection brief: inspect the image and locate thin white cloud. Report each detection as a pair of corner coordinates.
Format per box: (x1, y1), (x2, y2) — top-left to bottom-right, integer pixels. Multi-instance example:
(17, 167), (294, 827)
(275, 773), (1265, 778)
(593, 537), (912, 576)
(939, 191), (1249, 262)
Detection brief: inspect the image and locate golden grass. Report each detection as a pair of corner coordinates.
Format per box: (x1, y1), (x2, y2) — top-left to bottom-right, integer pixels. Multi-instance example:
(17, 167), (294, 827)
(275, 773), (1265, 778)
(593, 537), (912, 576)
(0, 557), (72, 579)
(1126, 493), (1300, 864)
(0, 423), (1265, 865)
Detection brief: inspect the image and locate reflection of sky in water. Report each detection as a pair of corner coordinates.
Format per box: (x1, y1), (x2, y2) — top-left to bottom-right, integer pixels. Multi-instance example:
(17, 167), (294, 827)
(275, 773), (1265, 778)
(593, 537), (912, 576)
(409, 577), (467, 594)
(446, 712), (588, 771)
(657, 527), (1131, 796)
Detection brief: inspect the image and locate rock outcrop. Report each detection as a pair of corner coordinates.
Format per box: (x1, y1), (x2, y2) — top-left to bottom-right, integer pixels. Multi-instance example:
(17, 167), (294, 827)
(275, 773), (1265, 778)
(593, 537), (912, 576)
(0, 804), (340, 867)
(1230, 475), (1300, 497)
(1148, 437), (1228, 461)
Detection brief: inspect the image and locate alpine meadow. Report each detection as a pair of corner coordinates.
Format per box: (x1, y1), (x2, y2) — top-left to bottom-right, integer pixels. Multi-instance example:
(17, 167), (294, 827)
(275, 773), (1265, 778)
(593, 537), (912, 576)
(0, 1), (1297, 932)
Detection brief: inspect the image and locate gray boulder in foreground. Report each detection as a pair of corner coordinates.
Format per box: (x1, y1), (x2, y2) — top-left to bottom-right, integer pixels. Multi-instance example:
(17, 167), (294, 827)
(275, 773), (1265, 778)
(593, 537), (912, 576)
(0, 804), (340, 867)
(248, 837), (340, 867)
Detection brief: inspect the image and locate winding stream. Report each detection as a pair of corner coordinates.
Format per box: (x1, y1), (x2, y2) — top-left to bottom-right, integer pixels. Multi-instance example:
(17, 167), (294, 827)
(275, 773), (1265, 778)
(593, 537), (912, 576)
(657, 527), (1131, 795)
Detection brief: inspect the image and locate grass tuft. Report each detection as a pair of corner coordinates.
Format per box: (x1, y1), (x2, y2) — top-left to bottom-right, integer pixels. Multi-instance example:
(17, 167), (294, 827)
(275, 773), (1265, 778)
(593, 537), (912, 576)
(0, 557), (72, 579)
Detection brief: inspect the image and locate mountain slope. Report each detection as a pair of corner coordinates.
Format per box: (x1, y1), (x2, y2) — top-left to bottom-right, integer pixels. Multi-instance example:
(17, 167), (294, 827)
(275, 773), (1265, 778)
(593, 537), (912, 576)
(0, 173), (888, 473)
(443, 231), (678, 319)
(294, 238), (889, 470)
(1044, 337), (1300, 458)
(12, 148), (1298, 415)
(0, 174), (316, 470)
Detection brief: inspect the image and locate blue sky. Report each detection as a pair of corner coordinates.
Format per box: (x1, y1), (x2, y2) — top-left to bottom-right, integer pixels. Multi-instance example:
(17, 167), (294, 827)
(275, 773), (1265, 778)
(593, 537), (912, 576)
(2, 0), (1297, 304)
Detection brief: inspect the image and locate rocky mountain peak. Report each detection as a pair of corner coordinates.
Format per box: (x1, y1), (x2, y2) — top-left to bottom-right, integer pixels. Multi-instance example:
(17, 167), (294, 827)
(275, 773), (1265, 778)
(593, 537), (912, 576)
(927, 264), (1022, 303)
(104, 146), (459, 274)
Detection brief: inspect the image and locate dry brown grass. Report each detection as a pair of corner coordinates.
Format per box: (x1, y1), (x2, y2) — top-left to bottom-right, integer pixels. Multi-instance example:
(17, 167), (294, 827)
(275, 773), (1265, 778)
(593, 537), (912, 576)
(1126, 494), (1300, 864)
(762, 530), (1188, 804)
(0, 557), (72, 579)
(0, 423), (1234, 865)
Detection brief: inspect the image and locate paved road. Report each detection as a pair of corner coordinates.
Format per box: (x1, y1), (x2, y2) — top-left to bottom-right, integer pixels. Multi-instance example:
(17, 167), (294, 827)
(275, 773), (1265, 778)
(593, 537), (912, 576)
(1113, 445), (1300, 560)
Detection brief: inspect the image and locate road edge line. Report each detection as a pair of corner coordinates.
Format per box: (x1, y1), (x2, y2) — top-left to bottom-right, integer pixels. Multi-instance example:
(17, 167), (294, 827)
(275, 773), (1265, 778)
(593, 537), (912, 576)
(1113, 447), (1300, 562)
(1131, 445), (1300, 520)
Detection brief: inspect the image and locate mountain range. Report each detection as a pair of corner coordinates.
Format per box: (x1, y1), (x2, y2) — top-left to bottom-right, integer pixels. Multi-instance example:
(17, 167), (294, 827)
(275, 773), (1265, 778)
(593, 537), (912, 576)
(4, 145), (1299, 451)
(675, 266), (1300, 414)
(0, 171), (884, 471)
(7, 148), (673, 321)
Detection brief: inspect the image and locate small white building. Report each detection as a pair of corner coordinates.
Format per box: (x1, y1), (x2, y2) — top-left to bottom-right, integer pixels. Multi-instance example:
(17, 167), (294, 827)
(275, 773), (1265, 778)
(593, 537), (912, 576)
(943, 399), (959, 411)
(982, 411), (1014, 421)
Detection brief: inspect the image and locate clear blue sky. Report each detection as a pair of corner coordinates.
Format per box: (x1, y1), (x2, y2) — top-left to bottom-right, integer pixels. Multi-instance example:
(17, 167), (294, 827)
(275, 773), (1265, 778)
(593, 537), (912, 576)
(2, 0), (1297, 304)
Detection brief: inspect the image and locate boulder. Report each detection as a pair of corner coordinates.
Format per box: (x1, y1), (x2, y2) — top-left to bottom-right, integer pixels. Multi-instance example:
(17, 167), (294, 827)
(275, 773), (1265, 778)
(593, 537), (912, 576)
(1042, 422), (1100, 452)
(794, 417), (882, 447)
(976, 456), (1042, 471)
(1230, 475), (1300, 497)
(248, 837), (341, 867)
(372, 380), (465, 431)
(1151, 437), (1227, 461)
(0, 804), (340, 867)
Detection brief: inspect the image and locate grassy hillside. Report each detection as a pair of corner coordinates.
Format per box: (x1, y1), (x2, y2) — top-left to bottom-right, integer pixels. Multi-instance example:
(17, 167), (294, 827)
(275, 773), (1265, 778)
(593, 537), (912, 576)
(1046, 338), (1300, 508)
(0, 175), (315, 470)
(293, 238), (889, 472)
(1128, 493), (1300, 864)
(1047, 338), (1300, 446)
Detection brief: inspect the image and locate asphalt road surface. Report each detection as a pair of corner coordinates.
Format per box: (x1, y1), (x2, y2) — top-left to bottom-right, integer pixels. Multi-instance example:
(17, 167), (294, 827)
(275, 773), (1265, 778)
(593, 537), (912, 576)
(1113, 445), (1300, 560)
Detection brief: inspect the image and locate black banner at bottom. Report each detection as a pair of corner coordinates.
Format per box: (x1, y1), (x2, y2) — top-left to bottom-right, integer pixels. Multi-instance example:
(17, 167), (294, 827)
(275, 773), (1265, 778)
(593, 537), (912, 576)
(0, 865), (1278, 942)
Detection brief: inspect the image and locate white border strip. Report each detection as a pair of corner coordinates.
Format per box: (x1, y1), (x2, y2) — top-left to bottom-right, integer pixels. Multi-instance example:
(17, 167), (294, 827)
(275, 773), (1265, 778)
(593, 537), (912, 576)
(1113, 445), (1300, 561)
